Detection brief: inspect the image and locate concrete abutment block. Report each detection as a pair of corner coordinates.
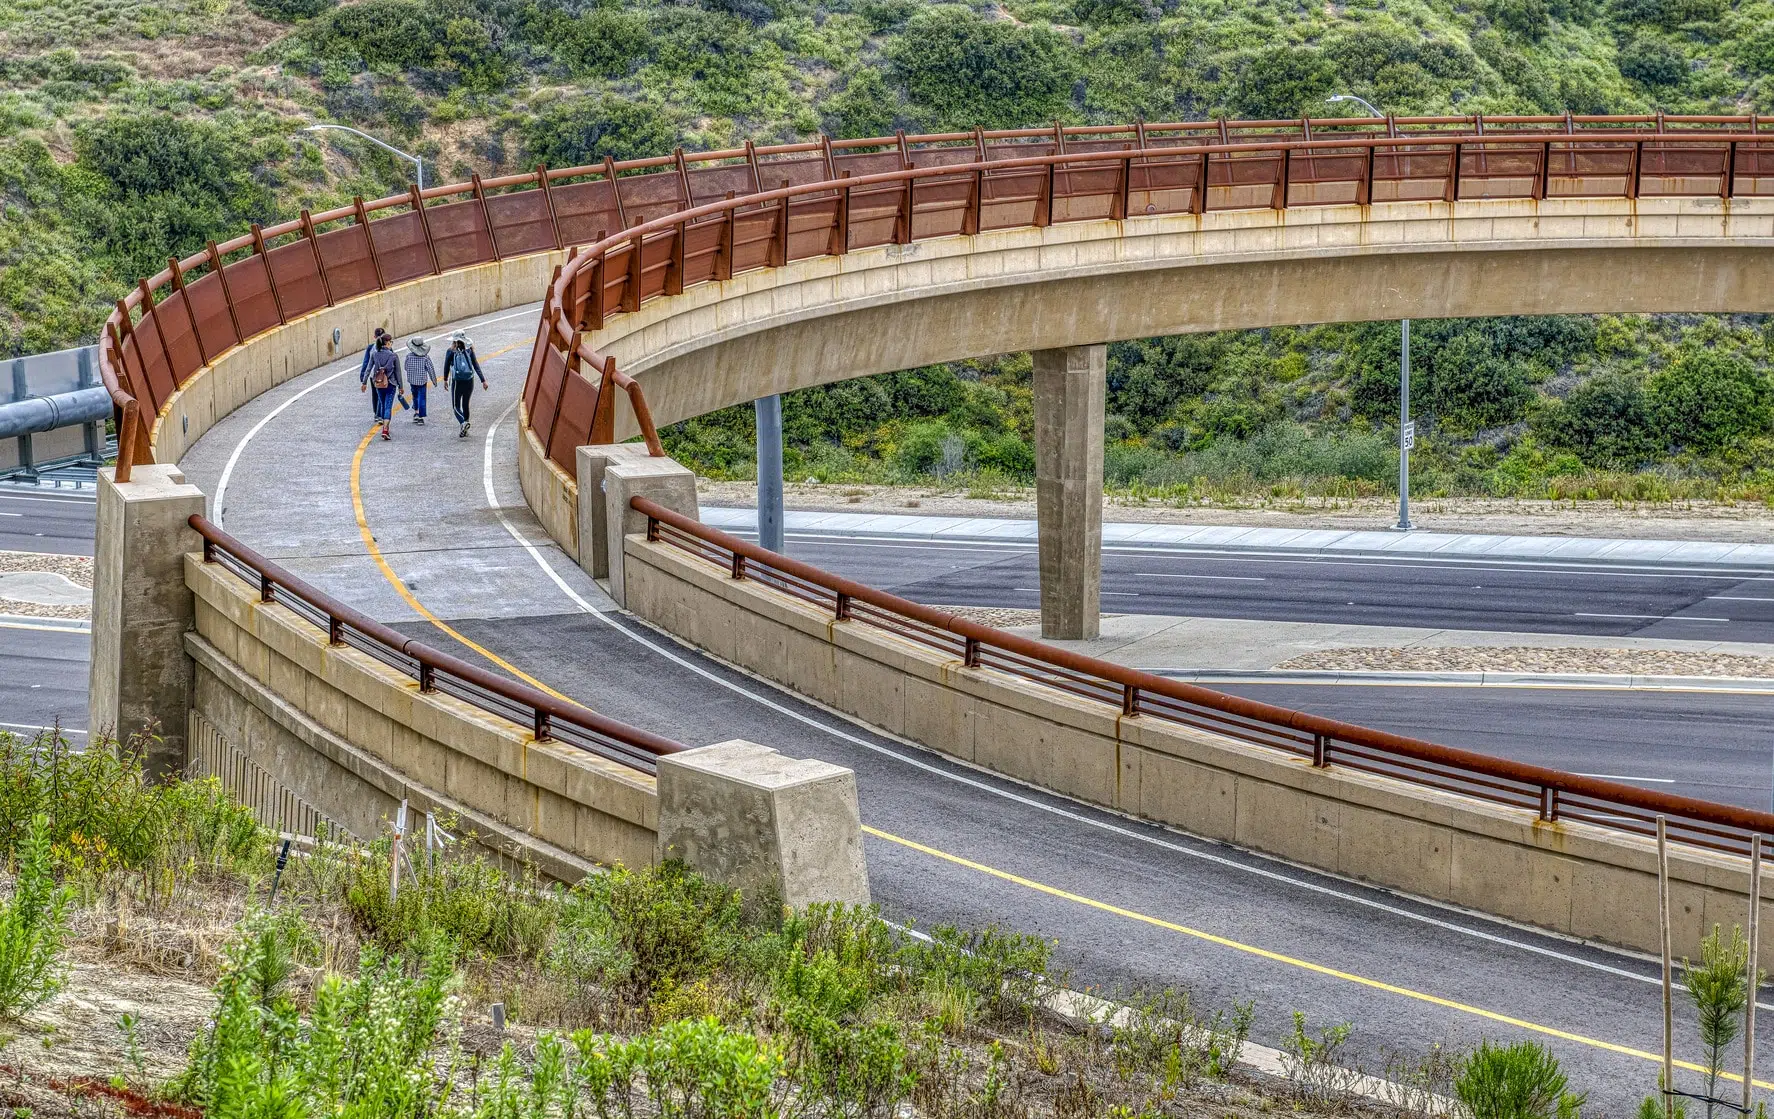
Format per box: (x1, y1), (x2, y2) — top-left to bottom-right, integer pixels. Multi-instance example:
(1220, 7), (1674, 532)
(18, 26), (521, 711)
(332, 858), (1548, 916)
(89, 463), (206, 777)
(577, 443), (658, 581)
(655, 740), (870, 911)
(604, 454), (698, 606)
(1032, 344), (1106, 641)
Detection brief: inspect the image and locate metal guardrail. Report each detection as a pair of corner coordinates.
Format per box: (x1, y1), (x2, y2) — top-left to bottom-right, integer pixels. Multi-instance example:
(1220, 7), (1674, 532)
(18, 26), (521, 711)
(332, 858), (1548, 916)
(633, 495), (1774, 857)
(99, 114), (1774, 482)
(189, 514), (687, 775)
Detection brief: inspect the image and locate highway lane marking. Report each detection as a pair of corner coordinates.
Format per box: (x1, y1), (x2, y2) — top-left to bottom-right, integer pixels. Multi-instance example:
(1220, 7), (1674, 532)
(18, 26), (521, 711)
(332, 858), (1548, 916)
(215, 302), (542, 528)
(1711, 596), (1774, 602)
(0, 618), (90, 634)
(1577, 772), (1677, 784)
(862, 823), (1774, 1087)
(774, 530), (1774, 581)
(0, 493), (95, 506)
(1133, 571), (1265, 581)
(0, 512), (19, 516)
(460, 408), (1758, 1015)
(346, 341), (574, 703)
(1195, 676), (1774, 696)
(1574, 612), (1729, 622)
(0, 722), (85, 735)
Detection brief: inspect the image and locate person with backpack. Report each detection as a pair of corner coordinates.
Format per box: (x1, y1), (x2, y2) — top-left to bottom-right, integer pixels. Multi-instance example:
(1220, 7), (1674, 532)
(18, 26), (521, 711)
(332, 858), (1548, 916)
(359, 335), (404, 440)
(444, 330), (488, 438)
(404, 337), (438, 425)
(358, 327), (388, 418)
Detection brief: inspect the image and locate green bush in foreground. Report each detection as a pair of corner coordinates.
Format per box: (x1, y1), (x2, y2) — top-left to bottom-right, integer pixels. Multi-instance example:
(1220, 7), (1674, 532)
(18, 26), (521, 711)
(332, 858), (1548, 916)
(0, 813), (73, 1020)
(1455, 1040), (1585, 1119)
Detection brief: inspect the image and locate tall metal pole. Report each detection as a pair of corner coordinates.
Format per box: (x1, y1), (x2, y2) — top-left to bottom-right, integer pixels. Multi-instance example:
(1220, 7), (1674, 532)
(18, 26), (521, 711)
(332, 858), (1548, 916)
(301, 124), (424, 193)
(755, 394), (784, 554)
(1396, 319), (1413, 531)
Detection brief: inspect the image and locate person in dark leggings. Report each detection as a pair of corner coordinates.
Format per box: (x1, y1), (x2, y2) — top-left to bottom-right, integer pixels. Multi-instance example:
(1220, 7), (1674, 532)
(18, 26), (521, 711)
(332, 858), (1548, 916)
(445, 331), (487, 437)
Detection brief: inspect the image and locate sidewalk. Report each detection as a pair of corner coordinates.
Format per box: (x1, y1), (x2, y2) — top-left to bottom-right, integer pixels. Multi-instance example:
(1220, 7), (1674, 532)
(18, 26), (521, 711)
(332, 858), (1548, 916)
(701, 506), (1774, 569)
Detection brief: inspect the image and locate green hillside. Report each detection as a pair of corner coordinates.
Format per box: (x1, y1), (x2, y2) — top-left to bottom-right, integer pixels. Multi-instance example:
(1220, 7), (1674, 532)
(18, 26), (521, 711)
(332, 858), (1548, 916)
(3, 0), (1773, 498)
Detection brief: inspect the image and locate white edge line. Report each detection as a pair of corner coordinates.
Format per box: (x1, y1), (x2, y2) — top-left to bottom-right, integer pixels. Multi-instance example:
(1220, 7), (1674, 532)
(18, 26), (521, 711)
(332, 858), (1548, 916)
(478, 403), (1710, 1006)
(0, 722), (87, 735)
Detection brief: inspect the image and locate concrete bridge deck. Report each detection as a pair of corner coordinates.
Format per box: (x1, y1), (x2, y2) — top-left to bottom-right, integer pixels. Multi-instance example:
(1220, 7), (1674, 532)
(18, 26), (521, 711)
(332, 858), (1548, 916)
(177, 305), (1767, 1109)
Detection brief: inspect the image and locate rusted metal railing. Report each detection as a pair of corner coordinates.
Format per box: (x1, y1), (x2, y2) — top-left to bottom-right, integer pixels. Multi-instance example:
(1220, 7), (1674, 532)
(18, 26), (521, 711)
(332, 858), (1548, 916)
(189, 514), (686, 774)
(633, 494), (1774, 857)
(102, 114), (1774, 483)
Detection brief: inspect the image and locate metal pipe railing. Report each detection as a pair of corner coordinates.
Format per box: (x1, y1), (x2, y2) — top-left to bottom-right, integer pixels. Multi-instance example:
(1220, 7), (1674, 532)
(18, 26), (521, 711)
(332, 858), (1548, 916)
(632, 494), (1774, 856)
(189, 514), (686, 774)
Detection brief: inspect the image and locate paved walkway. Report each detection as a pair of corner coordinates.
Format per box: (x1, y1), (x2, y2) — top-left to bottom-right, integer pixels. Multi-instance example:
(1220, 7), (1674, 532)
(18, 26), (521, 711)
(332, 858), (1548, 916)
(703, 506), (1774, 570)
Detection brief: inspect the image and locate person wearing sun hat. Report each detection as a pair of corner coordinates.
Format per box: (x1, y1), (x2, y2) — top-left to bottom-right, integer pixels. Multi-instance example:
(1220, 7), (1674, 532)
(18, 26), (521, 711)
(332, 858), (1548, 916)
(444, 329), (487, 438)
(403, 336), (438, 425)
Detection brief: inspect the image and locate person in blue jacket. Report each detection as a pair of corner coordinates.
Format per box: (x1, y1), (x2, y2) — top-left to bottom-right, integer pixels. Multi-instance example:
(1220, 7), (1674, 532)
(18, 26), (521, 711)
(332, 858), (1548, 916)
(358, 327), (388, 418)
(359, 335), (404, 440)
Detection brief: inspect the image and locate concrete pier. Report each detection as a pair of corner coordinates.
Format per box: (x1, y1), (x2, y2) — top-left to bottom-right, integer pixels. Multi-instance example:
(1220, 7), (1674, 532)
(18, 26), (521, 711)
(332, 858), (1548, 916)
(1032, 344), (1106, 641)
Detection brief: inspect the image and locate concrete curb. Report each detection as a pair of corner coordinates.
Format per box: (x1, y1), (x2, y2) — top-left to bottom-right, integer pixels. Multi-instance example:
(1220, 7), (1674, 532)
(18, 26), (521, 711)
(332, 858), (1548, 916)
(1153, 668), (1774, 691)
(0, 612), (89, 633)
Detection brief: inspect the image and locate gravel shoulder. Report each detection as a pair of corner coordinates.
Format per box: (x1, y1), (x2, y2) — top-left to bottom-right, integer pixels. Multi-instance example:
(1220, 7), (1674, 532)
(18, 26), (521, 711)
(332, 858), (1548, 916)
(700, 480), (1774, 543)
(0, 550), (92, 620)
(1277, 645), (1774, 677)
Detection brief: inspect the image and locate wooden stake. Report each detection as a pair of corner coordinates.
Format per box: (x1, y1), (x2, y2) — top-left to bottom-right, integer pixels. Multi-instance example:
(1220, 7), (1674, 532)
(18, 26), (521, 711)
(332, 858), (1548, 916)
(1660, 815), (1675, 1119)
(1747, 836), (1763, 1114)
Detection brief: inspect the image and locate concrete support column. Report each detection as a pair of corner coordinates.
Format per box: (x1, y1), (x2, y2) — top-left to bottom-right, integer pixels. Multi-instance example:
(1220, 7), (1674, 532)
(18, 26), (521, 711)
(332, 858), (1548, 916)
(755, 395), (784, 554)
(603, 454), (699, 607)
(576, 443), (657, 580)
(656, 739), (870, 911)
(89, 463), (206, 776)
(1032, 344), (1106, 641)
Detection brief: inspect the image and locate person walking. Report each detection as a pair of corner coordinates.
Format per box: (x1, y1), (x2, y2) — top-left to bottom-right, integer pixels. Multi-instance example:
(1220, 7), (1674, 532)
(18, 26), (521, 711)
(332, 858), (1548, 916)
(358, 327), (389, 419)
(444, 330), (487, 438)
(360, 335), (403, 440)
(404, 337), (438, 425)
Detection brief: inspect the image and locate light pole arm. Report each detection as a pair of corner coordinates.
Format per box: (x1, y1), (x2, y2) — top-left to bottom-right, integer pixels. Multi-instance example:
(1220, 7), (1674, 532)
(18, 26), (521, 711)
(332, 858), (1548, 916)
(301, 124), (424, 191)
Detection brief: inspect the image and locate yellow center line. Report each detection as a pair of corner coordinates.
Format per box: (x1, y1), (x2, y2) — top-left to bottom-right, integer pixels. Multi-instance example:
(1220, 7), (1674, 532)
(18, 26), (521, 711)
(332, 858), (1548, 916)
(348, 341), (573, 702)
(862, 823), (1772, 1089)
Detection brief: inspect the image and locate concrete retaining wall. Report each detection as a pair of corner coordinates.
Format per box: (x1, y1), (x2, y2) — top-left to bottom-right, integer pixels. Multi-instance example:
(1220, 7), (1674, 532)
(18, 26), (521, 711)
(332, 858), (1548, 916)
(620, 532), (1772, 962)
(186, 552), (656, 876)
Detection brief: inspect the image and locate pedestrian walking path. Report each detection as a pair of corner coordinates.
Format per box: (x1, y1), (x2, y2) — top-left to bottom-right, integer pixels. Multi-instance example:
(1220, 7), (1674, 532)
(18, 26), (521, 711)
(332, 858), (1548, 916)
(702, 506), (1774, 570)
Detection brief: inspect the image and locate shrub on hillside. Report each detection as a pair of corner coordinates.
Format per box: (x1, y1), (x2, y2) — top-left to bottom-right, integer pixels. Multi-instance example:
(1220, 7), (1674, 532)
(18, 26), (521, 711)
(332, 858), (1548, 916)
(519, 93), (680, 169)
(886, 7), (1075, 131)
(247, 0), (337, 21)
(1646, 347), (1773, 454)
(0, 814), (73, 1020)
(1534, 372), (1662, 468)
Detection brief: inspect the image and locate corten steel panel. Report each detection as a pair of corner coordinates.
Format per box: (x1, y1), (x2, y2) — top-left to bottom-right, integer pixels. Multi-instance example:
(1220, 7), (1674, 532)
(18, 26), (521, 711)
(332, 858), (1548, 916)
(729, 211), (776, 272)
(600, 243), (634, 318)
(1284, 152), (1364, 207)
(1640, 142), (1729, 195)
(681, 217), (725, 284)
(224, 255), (281, 338)
(844, 182), (904, 249)
(616, 170), (688, 228)
(1456, 145), (1541, 200)
(118, 335), (148, 405)
(368, 210), (432, 286)
(909, 179), (970, 240)
(523, 334), (556, 415)
(314, 224), (379, 301)
(637, 230), (675, 302)
(979, 166), (1045, 229)
(1371, 148), (1456, 203)
(1128, 153), (1202, 216)
(155, 290), (204, 385)
(426, 198), (496, 271)
(831, 151), (903, 179)
(687, 164), (756, 205)
(785, 197), (839, 261)
(549, 180), (622, 246)
(906, 148), (978, 170)
(1546, 145), (1634, 197)
(1735, 144), (1774, 195)
(266, 240), (328, 320)
(133, 312), (175, 412)
(754, 155), (829, 189)
(185, 271), (239, 359)
(529, 346), (567, 444)
(1051, 161), (1122, 223)
(487, 191), (557, 257)
(547, 363), (599, 471)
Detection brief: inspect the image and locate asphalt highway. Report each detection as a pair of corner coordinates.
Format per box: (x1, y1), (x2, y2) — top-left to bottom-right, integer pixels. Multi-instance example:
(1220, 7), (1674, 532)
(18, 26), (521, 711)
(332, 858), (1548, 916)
(761, 529), (1774, 642)
(0, 622), (88, 740)
(0, 486), (96, 554)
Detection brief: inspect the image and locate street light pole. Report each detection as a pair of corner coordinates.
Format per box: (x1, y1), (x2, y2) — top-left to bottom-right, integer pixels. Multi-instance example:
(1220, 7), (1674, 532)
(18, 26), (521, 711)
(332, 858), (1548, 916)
(1327, 94), (1413, 531)
(300, 124), (425, 192)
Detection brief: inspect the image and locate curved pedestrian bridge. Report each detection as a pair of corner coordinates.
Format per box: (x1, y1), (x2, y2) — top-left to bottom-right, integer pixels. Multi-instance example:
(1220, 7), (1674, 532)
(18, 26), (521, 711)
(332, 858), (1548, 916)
(81, 116), (1774, 1108)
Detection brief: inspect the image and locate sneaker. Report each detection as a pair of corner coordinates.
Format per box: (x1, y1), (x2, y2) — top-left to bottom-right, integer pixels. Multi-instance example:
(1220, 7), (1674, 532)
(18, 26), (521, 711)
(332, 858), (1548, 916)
(464, 421), (471, 435)
(381, 426), (391, 441)
(458, 423), (468, 438)
(414, 415), (423, 424)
